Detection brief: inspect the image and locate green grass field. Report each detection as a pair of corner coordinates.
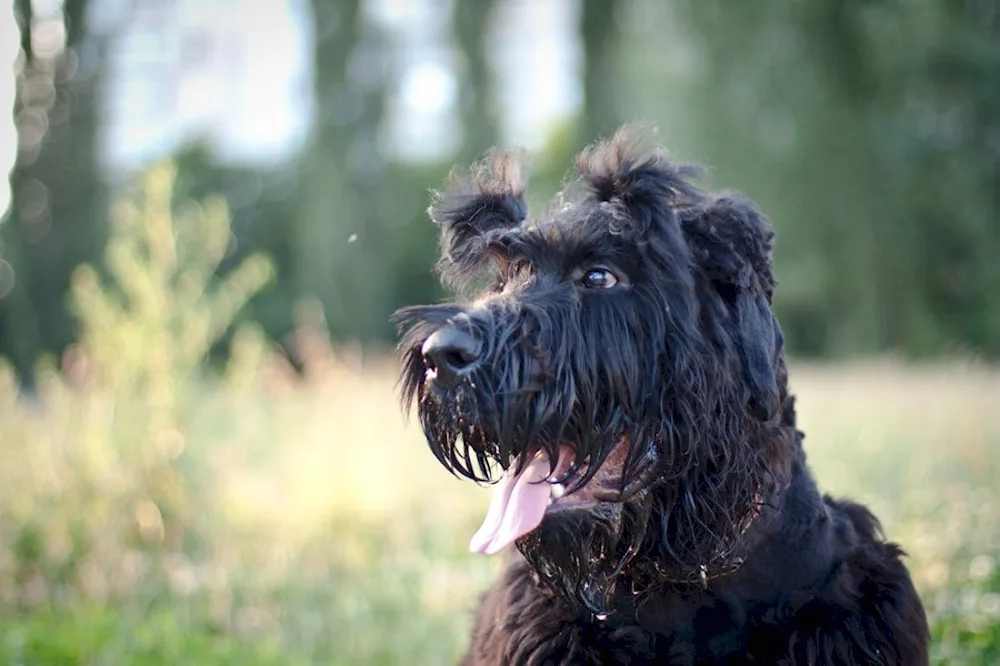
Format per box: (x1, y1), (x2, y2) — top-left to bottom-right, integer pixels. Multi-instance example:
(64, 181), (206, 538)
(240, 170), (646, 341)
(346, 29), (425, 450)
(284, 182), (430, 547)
(0, 349), (997, 665)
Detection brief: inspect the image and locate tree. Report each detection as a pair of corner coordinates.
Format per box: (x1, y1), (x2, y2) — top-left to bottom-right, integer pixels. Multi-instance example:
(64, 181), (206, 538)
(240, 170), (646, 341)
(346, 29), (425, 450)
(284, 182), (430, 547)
(1, 0), (107, 379)
(453, 0), (500, 160)
(638, 0), (1000, 358)
(579, 0), (621, 144)
(294, 0), (391, 341)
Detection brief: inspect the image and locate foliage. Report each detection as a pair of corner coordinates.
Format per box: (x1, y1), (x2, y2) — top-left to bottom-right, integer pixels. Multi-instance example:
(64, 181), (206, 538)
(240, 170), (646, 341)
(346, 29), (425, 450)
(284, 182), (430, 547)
(0, 163), (273, 646)
(630, 0), (1000, 358)
(4, 0), (998, 370)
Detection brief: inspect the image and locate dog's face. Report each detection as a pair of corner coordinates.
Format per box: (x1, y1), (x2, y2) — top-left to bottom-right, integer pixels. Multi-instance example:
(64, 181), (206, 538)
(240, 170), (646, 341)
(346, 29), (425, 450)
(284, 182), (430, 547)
(396, 127), (793, 613)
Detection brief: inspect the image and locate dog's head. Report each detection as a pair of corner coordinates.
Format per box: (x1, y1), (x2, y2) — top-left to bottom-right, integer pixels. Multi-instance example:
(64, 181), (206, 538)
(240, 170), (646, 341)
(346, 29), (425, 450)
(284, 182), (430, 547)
(396, 126), (794, 614)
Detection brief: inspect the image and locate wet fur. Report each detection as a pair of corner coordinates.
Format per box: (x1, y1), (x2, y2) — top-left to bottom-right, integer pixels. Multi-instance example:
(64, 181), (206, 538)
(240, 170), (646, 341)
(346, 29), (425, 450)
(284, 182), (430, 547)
(396, 126), (929, 664)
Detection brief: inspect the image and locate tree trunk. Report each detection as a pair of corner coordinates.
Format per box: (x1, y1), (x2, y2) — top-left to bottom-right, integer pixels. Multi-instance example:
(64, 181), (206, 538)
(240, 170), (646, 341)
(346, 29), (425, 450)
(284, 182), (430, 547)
(454, 0), (499, 160)
(1, 0), (107, 380)
(294, 0), (391, 341)
(580, 0), (620, 143)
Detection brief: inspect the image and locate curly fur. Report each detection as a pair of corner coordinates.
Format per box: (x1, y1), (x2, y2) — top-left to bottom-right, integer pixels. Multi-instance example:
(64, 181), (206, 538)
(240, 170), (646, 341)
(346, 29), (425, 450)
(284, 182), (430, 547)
(396, 125), (929, 664)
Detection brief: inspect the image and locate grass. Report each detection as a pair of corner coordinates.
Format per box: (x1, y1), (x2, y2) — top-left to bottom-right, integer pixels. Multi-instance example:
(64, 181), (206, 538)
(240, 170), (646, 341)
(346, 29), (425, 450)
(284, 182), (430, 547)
(0, 166), (997, 664)
(1, 355), (997, 665)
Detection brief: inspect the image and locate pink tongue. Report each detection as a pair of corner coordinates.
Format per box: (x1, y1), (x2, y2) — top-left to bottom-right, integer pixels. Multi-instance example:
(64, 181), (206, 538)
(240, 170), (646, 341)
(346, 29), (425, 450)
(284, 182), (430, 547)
(469, 449), (571, 555)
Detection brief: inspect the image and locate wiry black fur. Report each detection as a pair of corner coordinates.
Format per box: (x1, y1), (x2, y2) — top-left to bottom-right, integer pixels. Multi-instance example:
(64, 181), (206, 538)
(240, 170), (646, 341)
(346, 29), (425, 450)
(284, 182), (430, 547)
(396, 126), (929, 664)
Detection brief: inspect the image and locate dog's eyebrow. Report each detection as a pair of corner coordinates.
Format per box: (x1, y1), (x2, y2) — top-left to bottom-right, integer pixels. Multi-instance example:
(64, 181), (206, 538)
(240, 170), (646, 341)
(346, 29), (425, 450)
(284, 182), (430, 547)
(480, 210), (642, 281)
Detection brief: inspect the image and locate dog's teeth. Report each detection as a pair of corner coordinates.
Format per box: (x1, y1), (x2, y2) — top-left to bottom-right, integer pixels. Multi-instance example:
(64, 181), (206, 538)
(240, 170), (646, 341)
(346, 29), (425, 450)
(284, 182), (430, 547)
(547, 497), (554, 506)
(552, 484), (566, 499)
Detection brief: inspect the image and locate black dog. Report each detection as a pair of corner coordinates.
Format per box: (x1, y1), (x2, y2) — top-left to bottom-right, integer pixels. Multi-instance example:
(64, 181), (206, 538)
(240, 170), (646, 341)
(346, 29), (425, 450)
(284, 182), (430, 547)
(396, 127), (929, 665)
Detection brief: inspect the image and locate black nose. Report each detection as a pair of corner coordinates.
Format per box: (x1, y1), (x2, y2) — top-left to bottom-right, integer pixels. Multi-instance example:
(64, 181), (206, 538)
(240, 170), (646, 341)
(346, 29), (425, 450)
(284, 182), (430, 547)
(422, 327), (481, 387)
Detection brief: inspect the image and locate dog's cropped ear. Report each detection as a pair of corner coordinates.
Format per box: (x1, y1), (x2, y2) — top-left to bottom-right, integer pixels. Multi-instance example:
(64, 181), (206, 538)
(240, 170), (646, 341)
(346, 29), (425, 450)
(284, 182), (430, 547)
(575, 125), (704, 235)
(683, 193), (784, 420)
(430, 148), (528, 289)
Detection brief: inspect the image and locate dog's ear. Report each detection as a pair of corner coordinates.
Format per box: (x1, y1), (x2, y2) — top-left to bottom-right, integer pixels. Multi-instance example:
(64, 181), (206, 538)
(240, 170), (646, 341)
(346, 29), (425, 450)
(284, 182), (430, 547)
(575, 125), (704, 235)
(736, 288), (784, 421)
(683, 193), (784, 420)
(430, 148), (528, 289)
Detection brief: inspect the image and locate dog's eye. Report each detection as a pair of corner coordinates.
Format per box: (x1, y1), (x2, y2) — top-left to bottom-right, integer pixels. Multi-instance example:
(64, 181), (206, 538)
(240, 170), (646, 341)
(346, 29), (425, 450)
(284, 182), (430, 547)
(580, 268), (618, 289)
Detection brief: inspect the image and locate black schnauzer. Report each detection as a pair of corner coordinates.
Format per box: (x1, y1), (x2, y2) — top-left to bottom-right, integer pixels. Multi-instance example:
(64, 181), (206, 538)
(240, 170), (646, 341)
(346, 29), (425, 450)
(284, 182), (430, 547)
(396, 127), (929, 665)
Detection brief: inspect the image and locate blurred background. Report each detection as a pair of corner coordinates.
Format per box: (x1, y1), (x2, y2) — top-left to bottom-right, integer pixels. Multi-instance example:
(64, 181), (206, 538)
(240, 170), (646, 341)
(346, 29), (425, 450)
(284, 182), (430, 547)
(0, 0), (997, 664)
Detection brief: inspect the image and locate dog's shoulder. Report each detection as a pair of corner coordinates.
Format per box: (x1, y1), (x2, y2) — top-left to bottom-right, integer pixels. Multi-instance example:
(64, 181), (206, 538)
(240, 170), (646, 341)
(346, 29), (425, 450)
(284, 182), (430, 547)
(736, 489), (930, 664)
(776, 496), (930, 664)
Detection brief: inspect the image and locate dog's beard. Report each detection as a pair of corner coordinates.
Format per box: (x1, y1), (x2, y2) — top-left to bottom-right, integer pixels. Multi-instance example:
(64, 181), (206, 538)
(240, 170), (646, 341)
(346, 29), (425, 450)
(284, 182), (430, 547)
(518, 491), (656, 615)
(416, 379), (638, 556)
(412, 372), (668, 615)
(416, 383), (501, 482)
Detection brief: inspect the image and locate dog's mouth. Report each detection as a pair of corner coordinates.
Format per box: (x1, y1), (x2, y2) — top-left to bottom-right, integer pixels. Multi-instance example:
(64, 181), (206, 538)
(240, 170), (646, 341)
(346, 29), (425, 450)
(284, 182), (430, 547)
(468, 436), (656, 555)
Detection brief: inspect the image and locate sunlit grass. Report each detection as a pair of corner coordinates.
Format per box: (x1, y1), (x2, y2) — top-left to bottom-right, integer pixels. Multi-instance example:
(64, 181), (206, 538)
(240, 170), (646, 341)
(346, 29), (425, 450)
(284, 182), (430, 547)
(0, 165), (996, 664)
(3, 353), (998, 664)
